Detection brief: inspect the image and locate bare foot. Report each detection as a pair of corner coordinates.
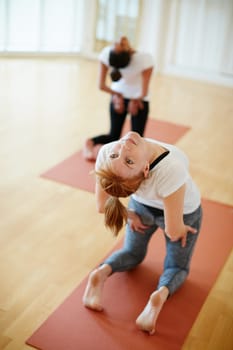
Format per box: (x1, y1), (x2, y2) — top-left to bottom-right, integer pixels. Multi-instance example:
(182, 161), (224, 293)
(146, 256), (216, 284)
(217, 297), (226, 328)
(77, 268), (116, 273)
(136, 287), (169, 335)
(83, 139), (96, 161)
(82, 265), (111, 311)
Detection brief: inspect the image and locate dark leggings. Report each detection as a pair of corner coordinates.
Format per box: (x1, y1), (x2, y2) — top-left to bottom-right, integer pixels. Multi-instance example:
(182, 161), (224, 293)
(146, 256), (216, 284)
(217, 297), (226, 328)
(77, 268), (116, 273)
(92, 98), (149, 145)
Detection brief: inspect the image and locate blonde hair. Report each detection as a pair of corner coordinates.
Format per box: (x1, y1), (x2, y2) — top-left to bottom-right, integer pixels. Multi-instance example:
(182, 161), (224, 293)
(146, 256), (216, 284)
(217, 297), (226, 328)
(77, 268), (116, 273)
(95, 167), (144, 236)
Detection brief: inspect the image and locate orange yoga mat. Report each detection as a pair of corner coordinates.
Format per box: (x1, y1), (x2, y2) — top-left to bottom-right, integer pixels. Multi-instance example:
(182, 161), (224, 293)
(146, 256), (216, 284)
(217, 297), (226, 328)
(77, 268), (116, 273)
(41, 119), (190, 192)
(26, 199), (233, 350)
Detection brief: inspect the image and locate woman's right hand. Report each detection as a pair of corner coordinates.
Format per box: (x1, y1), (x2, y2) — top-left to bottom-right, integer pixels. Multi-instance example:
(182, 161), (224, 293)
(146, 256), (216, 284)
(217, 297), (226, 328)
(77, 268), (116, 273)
(128, 210), (149, 234)
(112, 94), (125, 113)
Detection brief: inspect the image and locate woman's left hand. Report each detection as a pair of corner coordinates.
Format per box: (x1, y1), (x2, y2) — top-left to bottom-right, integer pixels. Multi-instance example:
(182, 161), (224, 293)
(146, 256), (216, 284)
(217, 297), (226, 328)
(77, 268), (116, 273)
(168, 225), (197, 247)
(127, 99), (144, 116)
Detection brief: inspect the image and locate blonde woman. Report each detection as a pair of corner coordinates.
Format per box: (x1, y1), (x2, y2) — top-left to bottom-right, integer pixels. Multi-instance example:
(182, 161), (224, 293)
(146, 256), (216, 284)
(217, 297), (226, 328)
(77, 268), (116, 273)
(83, 131), (202, 335)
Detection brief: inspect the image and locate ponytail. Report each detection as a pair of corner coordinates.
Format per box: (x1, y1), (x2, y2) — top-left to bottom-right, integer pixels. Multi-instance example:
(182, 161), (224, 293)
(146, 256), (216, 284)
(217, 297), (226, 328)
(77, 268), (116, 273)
(104, 196), (128, 236)
(95, 167), (144, 236)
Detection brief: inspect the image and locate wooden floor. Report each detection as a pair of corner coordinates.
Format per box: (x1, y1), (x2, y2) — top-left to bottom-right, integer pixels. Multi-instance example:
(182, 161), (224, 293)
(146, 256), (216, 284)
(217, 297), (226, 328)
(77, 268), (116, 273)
(0, 56), (232, 350)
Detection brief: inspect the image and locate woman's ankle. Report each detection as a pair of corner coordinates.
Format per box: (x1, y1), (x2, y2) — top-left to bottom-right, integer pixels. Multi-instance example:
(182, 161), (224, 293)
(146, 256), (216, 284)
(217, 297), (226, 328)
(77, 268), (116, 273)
(98, 264), (112, 279)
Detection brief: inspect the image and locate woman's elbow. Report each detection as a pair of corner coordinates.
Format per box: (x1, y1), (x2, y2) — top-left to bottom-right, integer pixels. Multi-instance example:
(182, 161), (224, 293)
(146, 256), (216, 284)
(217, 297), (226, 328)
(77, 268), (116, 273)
(98, 82), (103, 90)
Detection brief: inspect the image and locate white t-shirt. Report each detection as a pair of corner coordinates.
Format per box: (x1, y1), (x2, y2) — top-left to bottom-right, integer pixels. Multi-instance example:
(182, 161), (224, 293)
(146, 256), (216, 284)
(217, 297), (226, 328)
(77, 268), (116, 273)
(95, 139), (201, 214)
(99, 46), (154, 100)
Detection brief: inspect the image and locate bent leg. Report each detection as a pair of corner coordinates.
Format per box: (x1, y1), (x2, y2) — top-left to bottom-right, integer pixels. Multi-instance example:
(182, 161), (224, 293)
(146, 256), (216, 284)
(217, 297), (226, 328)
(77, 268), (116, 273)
(158, 206), (203, 295)
(82, 222), (153, 312)
(104, 198), (159, 273)
(92, 101), (128, 145)
(83, 199), (158, 311)
(131, 101), (149, 136)
(83, 100), (127, 160)
(104, 221), (157, 273)
(136, 206), (202, 334)
(83, 224), (156, 311)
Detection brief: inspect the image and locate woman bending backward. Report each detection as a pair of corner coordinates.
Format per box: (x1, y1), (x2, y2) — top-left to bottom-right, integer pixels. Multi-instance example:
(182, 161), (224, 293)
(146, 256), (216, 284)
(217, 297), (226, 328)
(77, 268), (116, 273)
(82, 131), (202, 335)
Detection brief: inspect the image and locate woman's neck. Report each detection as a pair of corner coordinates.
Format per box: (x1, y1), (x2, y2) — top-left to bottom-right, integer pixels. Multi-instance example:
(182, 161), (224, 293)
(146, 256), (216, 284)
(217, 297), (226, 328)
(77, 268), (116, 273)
(146, 141), (166, 165)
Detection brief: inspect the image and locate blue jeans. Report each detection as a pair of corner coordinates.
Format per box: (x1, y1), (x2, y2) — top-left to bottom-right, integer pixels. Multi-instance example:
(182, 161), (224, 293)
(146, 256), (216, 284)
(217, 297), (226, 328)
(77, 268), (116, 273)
(103, 197), (203, 295)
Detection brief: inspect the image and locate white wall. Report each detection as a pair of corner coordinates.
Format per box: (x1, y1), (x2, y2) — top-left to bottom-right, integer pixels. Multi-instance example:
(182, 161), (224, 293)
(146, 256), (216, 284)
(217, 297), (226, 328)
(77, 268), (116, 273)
(1, 0), (232, 86)
(139, 0), (233, 86)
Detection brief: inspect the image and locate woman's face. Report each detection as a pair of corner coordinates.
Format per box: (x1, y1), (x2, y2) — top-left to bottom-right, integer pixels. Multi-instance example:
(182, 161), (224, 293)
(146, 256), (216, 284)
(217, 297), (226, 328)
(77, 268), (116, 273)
(107, 132), (149, 179)
(114, 36), (130, 53)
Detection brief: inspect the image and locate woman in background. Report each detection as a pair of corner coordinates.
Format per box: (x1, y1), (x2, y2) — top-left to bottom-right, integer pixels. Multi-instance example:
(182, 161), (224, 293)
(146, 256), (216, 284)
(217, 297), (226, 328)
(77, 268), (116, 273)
(83, 131), (202, 335)
(83, 36), (154, 161)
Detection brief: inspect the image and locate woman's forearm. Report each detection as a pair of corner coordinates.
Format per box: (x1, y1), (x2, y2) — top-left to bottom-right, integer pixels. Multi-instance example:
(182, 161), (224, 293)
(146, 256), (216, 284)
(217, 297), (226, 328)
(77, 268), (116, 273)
(140, 67), (153, 98)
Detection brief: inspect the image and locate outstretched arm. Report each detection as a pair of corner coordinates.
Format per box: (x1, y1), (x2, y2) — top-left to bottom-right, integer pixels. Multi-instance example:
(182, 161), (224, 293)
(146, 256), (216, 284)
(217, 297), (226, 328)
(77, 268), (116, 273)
(163, 184), (197, 247)
(141, 66), (153, 99)
(98, 62), (120, 95)
(98, 61), (124, 113)
(98, 62), (110, 93)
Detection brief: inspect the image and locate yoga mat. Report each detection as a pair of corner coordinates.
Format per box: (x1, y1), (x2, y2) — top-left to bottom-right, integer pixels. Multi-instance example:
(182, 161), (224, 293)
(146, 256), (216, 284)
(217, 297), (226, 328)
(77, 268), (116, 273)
(26, 199), (233, 350)
(41, 119), (190, 192)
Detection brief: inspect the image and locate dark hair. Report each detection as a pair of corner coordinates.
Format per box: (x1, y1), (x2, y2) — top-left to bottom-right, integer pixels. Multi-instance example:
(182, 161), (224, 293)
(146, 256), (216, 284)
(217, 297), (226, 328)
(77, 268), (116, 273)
(109, 50), (131, 82)
(109, 50), (131, 69)
(110, 68), (122, 82)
